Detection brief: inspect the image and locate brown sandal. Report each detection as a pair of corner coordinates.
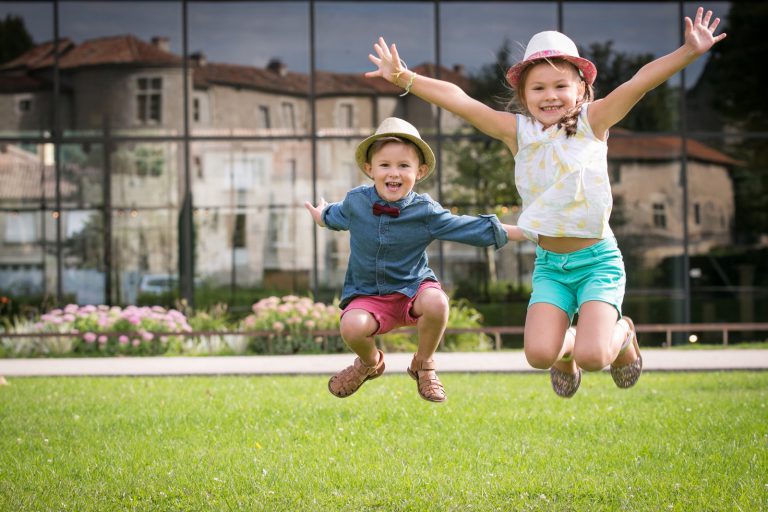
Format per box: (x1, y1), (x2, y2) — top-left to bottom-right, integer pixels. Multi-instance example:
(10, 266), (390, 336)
(550, 365), (581, 398)
(407, 355), (446, 403)
(610, 316), (642, 389)
(328, 350), (385, 398)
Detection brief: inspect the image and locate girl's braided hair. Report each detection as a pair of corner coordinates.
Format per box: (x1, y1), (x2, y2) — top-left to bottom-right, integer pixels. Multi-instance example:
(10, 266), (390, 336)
(505, 57), (594, 137)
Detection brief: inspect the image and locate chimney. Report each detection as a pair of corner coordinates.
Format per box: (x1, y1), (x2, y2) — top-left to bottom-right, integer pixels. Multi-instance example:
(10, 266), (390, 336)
(453, 64), (465, 75)
(151, 36), (170, 53)
(191, 51), (207, 67)
(267, 58), (287, 77)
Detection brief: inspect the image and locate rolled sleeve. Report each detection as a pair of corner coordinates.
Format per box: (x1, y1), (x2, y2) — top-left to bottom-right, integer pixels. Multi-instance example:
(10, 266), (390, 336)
(428, 204), (508, 249)
(479, 214), (509, 249)
(322, 201), (349, 231)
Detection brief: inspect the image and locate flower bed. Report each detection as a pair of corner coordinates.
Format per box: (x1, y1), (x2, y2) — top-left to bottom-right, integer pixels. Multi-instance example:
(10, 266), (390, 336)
(1, 297), (493, 357)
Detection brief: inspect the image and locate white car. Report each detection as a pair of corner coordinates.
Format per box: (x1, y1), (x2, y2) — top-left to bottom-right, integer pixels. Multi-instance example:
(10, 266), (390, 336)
(138, 274), (178, 295)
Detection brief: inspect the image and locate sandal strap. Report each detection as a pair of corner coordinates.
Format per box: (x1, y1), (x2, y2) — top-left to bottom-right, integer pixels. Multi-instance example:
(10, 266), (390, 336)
(408, 355), (446, 402)
(409, 358), (436, 372)
(328, 350), (385, 398)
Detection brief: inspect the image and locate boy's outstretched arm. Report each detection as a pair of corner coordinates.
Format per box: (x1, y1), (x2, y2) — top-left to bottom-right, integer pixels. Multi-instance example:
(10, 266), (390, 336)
(304, 198), (328, 228)
(366, 37), (517, 148)
(589, 6), (726, 138)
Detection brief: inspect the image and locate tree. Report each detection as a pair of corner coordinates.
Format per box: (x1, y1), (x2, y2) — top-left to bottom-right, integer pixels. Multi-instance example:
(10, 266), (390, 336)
(706, 2), (768, 243)
(0, 14), (34, 65)
(583, 41), (677, 132)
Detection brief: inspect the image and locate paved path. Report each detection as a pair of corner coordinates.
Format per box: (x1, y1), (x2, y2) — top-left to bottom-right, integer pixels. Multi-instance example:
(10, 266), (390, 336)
(1, 349), (766, 377)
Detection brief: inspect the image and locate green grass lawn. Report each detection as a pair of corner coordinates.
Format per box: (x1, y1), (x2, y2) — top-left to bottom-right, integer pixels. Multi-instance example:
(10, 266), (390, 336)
(1, 372), (766, 511)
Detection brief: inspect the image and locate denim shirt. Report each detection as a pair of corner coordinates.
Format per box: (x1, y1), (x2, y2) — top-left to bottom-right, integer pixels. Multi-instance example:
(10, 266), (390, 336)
(322, 185), (508, 308)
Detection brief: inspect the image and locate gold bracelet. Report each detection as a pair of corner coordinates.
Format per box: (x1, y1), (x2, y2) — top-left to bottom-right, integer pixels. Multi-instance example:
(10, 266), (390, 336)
(399, 72), (417, 97)
(391, 70), (406, 84)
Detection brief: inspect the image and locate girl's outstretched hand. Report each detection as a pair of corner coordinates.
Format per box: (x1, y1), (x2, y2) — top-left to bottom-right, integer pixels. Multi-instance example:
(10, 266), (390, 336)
(365, 36), (405, 84)
(684, 6), (727, 56)
(304, 198), (328, 227)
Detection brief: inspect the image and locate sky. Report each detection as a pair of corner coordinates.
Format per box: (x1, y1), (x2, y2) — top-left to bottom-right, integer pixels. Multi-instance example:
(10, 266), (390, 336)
(1, 1), (729, 85)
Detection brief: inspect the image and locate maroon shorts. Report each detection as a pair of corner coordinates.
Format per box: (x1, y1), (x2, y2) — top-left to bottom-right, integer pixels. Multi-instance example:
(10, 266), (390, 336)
(341, 281), (444, 335)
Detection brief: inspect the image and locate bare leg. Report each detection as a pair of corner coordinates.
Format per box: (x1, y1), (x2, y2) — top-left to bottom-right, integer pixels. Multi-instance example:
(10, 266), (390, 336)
(328, 309), (385, 398)
(572, 301), (634, 371)
(408, 287), (449, 402)
(410, 287), (450, 361)
(339, 309), (380, 366)
(524, 303), (571, 369)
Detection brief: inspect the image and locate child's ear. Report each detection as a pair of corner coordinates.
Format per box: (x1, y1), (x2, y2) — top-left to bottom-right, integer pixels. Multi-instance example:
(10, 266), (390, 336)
(363, 162), (373, 179)
(417, 164), (429, 181)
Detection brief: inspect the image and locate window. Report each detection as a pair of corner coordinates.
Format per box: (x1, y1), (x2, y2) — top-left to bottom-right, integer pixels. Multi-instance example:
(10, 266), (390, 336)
(192, 98), (200, 122)
(231, 155), (267, 190)
(338, 103), (354, 129)
(16, 95), (32, 114)
(282, 102), (296, 131)
(267, 210), (289, 247)
(258, 105), (271, 129)
(233, 214), (246, 248)
(135, 146), (164, 177)
(4, 212), (37, 243)
(137, 77), (163, 124)
(693, 203), (701, 225)
(652, 202), (667, 229)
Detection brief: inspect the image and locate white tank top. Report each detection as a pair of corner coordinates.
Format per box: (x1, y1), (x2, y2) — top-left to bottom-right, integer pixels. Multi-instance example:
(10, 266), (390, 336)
(514, 103), (613, 242)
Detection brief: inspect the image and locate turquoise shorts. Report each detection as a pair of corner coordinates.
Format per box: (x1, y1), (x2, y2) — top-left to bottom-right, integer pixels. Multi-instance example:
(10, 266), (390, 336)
(529, 237), (626, 322)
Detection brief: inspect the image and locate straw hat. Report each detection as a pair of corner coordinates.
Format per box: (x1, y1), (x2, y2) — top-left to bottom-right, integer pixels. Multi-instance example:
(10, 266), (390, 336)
(355, 117), (436, 183)
(505, 31), (597, 87)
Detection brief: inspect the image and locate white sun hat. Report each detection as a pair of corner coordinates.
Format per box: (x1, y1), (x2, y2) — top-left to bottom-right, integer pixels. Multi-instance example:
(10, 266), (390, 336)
(505, 30), (597, 87)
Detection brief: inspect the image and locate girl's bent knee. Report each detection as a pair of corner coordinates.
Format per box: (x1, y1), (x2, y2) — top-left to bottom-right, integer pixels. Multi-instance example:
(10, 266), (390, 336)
(525, 348), (558, 370)
(573, 348), (611, 371)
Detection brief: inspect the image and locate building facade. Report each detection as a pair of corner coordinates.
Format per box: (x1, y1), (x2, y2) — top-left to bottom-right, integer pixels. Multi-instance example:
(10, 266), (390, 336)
(0, 1), (765, 334)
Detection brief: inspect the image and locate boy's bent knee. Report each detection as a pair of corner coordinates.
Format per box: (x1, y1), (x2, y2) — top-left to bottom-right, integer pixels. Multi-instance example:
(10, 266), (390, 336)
(415, 289), (449, 319)
(340, 310), (378, 339)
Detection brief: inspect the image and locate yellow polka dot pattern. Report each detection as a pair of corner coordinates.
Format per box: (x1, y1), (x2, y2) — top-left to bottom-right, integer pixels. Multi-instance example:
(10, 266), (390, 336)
(514, 103), (613, 242)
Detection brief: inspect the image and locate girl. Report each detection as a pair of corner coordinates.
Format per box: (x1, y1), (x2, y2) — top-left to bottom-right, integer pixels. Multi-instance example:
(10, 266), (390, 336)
(366, 7), (726, 397)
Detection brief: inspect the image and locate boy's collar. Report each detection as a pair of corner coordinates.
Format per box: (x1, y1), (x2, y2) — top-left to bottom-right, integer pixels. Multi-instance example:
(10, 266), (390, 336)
(369, 186), (416, 208)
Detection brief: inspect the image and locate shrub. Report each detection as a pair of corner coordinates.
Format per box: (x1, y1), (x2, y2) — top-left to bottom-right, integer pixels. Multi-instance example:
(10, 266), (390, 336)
(240, 295), (345, 354)
(2, 304), (192, 357)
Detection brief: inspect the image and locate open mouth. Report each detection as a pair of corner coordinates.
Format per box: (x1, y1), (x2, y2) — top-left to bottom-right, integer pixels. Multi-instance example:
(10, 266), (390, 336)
(541, 105), (562, 113)
(385, 181), (402, 191)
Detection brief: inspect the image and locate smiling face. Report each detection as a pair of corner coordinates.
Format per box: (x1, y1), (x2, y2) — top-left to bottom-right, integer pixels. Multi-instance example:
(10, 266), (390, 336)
(364, 138), (428, 202)
(520, 59), (586, 128)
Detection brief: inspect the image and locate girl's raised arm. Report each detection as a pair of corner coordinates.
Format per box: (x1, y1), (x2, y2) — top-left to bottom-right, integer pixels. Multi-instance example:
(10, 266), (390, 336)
(589, 7), (726, 138)
(366, 37), (518, 150)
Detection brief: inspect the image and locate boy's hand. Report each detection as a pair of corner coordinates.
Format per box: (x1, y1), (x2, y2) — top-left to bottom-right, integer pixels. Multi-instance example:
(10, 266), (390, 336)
(684, 7), (726, 57)
(304, 198), (328, 227)
(365, 36), (405, 85)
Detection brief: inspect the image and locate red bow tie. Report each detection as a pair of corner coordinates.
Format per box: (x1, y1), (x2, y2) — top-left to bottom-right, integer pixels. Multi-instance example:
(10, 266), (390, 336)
(372, 203), (400, 218)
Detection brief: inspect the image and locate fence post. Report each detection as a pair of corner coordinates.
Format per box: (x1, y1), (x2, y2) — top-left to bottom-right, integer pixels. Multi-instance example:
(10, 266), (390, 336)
(494, 331), (501, 351)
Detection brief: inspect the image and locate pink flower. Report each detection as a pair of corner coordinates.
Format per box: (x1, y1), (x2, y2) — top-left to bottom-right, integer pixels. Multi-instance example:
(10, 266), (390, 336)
(119, 335), (129, 345)
(142, 331), (154, 341)
(272, 322), (285, 332)
(132, 339), (141, 347)
(83, 332), (97, 343)
(98, 335), (108, 344)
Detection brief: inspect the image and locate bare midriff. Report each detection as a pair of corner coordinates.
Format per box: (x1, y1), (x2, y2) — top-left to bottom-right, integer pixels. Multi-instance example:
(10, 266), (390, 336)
(538, 235), (602, 254)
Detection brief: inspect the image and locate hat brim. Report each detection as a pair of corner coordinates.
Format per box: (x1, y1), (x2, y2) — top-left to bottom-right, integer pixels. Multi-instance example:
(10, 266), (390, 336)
(355, 131), (436, 183)
(506, 53), (597, 87)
